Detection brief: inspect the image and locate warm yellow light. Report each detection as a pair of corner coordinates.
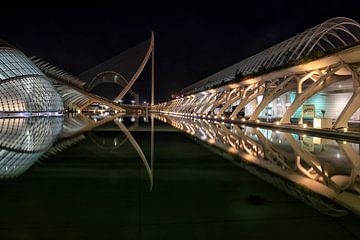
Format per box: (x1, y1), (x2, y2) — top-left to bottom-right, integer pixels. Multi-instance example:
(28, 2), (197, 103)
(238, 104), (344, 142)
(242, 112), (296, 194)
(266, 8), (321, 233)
(228, 147), (238, 154)
(344, 128), (348, 132)
(241, 118), (246, 122)
(208, 89), (216, 93)
(303, 124), (307, 128)
(256, 119), (260, 123)
(275, 121), (280, 125)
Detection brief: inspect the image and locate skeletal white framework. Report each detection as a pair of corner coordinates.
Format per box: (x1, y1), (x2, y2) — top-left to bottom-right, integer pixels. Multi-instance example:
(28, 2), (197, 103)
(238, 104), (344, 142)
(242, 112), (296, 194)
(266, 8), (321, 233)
(181, 17), (360, 94)
(31, 32), (155, 110)
(31, 57), (127, 112)
(156, 17), (360, 129)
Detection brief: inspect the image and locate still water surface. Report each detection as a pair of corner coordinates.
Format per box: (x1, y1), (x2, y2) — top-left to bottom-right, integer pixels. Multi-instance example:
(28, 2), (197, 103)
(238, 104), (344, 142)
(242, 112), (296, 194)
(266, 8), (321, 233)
(0, 114), (359, 239)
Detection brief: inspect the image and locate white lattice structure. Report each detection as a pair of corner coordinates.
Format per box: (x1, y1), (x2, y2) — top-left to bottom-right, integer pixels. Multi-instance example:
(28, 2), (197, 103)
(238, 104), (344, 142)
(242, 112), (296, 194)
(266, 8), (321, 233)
(181, 17), (360, 94)
(155, 17), (360, 129)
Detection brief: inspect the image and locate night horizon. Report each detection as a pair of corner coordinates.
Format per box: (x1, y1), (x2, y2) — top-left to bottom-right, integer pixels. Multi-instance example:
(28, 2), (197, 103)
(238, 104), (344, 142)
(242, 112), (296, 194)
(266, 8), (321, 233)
(0, 0), (359, 102)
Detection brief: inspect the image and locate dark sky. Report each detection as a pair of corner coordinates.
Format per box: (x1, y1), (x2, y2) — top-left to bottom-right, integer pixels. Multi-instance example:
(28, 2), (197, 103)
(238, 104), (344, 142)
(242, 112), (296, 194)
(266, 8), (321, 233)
(0, 0), (359, 102)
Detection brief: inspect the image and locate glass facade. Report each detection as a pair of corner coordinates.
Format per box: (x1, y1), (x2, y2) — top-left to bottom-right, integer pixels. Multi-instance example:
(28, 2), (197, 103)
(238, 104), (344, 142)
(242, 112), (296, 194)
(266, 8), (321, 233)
(0, 47), (64, 113)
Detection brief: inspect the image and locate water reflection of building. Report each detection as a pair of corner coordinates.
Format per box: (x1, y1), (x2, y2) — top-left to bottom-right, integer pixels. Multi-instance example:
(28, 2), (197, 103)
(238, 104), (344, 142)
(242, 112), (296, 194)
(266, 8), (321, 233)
(0, 40), (63, 115)
(156, 115), (360, 216)
(43, 114), (154, 189)
(0, 117), (63, 178)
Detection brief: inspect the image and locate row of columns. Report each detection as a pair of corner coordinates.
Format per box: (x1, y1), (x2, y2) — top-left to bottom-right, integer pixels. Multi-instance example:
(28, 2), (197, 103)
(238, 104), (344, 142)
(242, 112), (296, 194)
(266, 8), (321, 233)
(155, 62), (360, 129)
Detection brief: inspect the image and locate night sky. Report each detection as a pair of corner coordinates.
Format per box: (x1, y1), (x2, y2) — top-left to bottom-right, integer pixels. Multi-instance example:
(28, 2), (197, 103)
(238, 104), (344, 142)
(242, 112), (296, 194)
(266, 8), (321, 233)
(0, 0), (359, 103)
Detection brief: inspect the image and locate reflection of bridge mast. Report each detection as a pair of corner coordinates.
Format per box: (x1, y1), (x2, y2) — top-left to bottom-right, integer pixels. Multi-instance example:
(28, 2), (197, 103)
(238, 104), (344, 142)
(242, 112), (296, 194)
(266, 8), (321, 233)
(114, 118), (154, 190)
(46, 114), (155, 189)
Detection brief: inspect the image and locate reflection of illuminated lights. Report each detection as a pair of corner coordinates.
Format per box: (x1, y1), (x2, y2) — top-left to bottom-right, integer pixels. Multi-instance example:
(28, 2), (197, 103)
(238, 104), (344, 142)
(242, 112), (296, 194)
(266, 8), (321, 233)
(337, 153), (340, 158)
(241, 118), (246, 122)
(221, 116), (225, 120)
(200, 135), (207, 141)
(344, 128), (348, 132)
(256, 120), (260, 123)
(275, 121), (280, 125)
(241, 125), (245, 128)
(343, 141), (347, 144)
(276, 130), (280, 134)
(131, 117), (136, 122)
(231, 117), (235, 120)
(208, 139), (216, 144)
(119, 118), (123, 122)
(302, 134), (307, 137)
(77, 109), (81, 114)
(303, 124), (307, 128)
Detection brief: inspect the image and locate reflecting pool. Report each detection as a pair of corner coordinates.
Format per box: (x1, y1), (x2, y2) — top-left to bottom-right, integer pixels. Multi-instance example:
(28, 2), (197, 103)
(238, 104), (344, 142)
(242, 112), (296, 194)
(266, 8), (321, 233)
(0, 114), (359, 239)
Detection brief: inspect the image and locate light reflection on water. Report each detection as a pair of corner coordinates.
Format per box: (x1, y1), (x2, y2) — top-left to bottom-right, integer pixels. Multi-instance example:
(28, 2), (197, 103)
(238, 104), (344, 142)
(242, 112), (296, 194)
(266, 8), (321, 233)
(0, 117), (63, 179)
(0, 114), (154, 189)
(1, 113), (360, 217)
(155, 114), (360, 217)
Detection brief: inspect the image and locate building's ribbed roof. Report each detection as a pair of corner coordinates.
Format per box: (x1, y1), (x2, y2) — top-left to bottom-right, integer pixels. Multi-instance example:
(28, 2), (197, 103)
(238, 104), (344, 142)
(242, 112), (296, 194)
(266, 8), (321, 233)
(180, 17), (360, 95)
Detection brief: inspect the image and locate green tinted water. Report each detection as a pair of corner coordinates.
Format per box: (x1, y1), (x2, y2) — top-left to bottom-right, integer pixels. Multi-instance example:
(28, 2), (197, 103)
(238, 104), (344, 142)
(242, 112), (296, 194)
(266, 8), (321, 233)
(0, 115), (359, 239)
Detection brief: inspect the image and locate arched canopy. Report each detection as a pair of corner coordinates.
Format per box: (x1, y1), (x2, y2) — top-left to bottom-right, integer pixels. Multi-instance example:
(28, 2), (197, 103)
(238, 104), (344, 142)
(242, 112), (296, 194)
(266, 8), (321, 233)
(79, 34), (154, 101)
(181, 17), (360, 95)
(85, 71), (136, 97)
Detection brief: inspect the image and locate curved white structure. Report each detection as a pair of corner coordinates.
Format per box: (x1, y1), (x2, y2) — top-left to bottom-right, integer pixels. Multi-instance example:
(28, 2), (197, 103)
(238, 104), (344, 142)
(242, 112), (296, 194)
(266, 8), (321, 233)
(0, 41), (63, 114)
(155, 18), (360, 129)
